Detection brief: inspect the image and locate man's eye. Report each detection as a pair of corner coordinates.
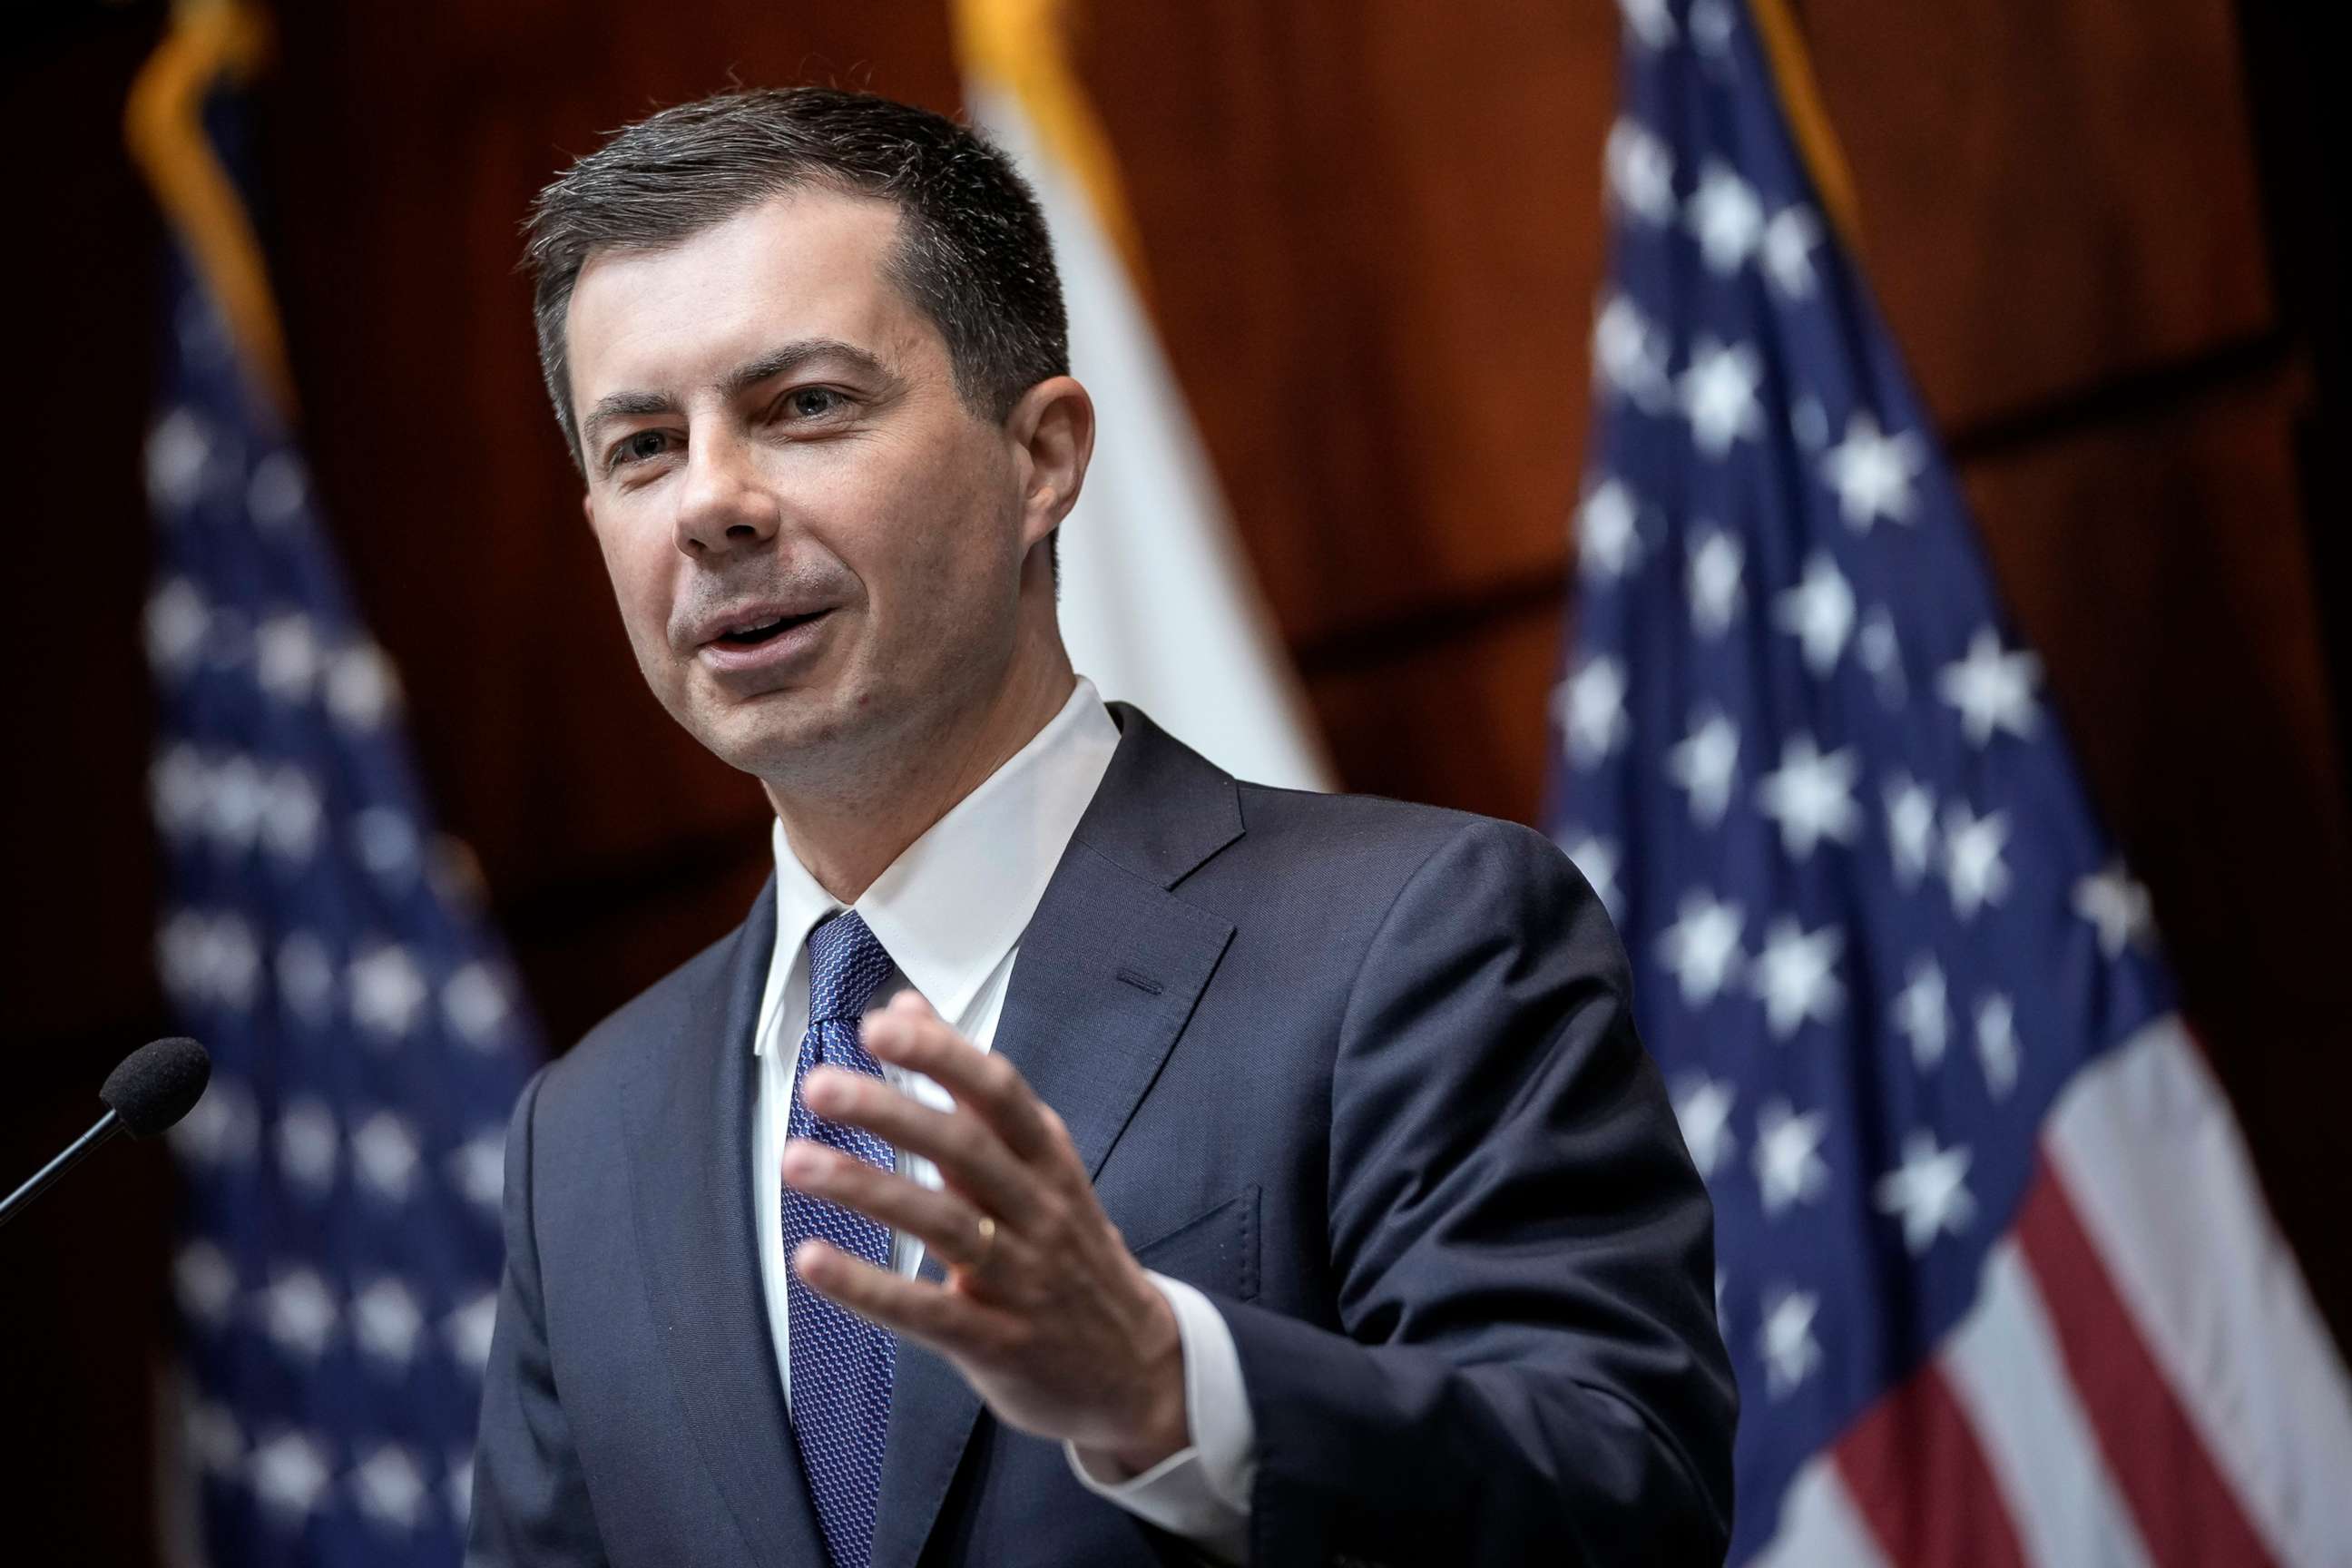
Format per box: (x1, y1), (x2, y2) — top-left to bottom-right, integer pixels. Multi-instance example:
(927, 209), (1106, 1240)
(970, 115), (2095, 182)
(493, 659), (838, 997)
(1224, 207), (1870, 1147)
(609, 429), (671, 470)
(784, 387), (847, 420)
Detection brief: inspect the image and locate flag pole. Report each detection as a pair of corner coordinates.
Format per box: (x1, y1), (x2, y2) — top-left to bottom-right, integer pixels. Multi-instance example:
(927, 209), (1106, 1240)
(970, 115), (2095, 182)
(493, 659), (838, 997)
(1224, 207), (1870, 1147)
(1746, 0), (1864, 248)
(123, 0), (296, 420)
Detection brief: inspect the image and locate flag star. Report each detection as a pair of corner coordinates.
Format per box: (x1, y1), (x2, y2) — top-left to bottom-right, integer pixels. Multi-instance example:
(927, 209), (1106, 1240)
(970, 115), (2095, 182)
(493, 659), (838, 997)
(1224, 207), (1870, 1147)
(446, 1290), (500, 1375)
(444, 962), (513, 1048)
(446, 1448), (476, 1533)
(1942, 802), (2013, 919)
(2073, 862), (2155, 956)
(1756, 736), (1862, 859)
(1559, 833), (1622, 919)
(1666, 710), (1741, 826)
(1685, 162), (1765, 275)
(326, 642), (403, 729)
(1687, 528), (1746, 637)
(1689, 0), (1736, 54)
(1671, 1076), (1738, 1181)
(353, 1445), (429, 1531)
(204, 754), (270, 849)
(450, 1129), (507, 1211)
(1616, 0), (1676, 49)
(145, 578), (211, 679)
(277, 932), (338, 1024)
(1577, 477), (1645, 580)
(355, 1277), (426, 1367)
(1975, 994), (2022, 1098)
(1823, 412), (1928, 531)
(355, 806), (423, 882)
(146, 408), (215, 509)
(188, 1401), (245, 1476)
(1753, 1098), (1832, 1216)
(1555, 656), (1631, 766)
(1678, 338), (1765, 457)
(1605, 120), (1677, 225)
(275, 1098), (340, 1195)
(1884, 775), (1938, 888)
(175, 1240), (240, 1327)
(1790, 397), (1830, 453)
(1749, 916), (1845, 1038)
(259, 1267), (338, 1360)
(349, 944), (428, 1038)
(253, 612), (320, 701)
(1593, 293), (1671, 410)
(1773, 551), (1857, 674)
(1892, 957), (1950, 1071)
(354, 1111), (421, 1201)
(1937, 627), (2042, 746)
(151, 746), (211, 841)
(167, 1073), (259, 1166)
(1874, 1131), (1977, 1255)
(1760, 1288), (1824, 1399)
(1657, 891), (1746, 1006)
(260, 766), (323, 861)
(1761, 206), (1823, 299)
(1857, 605), (1907, 708)
(250, 1429), (334, 1519)
(247, 451), (309, 527)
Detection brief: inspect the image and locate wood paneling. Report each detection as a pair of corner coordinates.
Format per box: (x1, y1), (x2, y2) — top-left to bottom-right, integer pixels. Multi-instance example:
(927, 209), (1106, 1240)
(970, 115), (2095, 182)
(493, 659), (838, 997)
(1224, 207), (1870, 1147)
(1083, 0), (1617, 646)
(1805, 0), (2275, 431)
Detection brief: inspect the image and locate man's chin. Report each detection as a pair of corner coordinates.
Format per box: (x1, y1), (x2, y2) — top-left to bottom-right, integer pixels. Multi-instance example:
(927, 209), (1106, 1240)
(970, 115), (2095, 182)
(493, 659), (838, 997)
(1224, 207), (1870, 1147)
(685, 691), (856, 780)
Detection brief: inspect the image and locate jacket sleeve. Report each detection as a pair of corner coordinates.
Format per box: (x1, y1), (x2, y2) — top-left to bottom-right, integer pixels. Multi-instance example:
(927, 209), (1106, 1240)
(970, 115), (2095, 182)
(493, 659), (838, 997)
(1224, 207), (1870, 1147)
(1219, 818), (1737, 1566)
(467, 1062), (611, 1566)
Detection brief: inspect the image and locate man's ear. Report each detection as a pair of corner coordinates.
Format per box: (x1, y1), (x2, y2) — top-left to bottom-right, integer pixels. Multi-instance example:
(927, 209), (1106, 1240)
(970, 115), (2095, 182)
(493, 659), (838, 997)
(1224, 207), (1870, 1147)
(1005, 376), (1095, 553)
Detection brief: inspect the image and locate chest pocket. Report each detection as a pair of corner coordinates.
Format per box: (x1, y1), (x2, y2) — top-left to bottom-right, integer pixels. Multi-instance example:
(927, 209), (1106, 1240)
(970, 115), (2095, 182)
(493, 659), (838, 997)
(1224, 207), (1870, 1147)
(1129, 1185), (1260, 1303)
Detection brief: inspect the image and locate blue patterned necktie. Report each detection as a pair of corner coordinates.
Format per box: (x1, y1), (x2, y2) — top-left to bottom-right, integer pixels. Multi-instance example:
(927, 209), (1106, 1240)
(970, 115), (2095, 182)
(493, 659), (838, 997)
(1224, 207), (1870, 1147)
(781, 910), (898, 1568)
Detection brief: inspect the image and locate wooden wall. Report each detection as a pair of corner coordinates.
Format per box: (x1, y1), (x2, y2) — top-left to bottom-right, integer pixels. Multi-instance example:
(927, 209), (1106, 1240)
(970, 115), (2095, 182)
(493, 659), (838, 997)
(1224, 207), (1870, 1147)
(4, 1), (2343, 1559)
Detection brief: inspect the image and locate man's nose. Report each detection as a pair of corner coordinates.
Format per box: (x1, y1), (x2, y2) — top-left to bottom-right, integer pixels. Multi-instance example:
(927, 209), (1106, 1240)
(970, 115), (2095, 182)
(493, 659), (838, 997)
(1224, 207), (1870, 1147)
(671, 431), (780, 558)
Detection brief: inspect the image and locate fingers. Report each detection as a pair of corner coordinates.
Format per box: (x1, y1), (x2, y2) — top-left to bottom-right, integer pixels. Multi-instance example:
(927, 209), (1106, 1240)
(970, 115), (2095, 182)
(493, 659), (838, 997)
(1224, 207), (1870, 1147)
(781, 1140), (1009, 1274)
(791, 1238), (1018, 1356)
(800, 1064), (1038, 1222)
(863, 995), (1060, 1163)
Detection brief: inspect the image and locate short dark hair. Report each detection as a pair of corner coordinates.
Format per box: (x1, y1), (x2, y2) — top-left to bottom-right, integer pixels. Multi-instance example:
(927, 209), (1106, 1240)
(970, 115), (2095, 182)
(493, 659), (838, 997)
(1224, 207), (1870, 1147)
(522, 86), (1070, 470)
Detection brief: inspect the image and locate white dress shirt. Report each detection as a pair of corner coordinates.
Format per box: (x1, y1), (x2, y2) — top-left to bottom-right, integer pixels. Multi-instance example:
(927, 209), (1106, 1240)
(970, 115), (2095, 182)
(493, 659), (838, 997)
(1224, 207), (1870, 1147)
(750, 678), (1256, 1561)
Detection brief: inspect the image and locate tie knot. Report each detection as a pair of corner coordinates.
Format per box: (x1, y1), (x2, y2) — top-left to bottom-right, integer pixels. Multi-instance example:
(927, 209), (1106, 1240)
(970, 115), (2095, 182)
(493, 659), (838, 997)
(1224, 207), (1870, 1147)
(807, 910), (893, 1025)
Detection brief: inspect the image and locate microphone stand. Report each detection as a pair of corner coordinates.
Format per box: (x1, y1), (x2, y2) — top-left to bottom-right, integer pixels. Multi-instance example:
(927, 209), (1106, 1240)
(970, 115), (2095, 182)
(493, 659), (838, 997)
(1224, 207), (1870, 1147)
(0, 1110), (125, 1230)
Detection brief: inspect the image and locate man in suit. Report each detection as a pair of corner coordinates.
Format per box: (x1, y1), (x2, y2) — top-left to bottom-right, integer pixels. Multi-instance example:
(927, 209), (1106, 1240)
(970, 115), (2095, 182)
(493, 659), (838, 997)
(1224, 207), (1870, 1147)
(472, 86), (1735, 1567)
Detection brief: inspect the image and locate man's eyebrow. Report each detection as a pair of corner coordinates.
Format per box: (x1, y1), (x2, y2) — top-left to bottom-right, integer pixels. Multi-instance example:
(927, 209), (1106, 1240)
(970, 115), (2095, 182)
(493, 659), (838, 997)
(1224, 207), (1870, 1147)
(579, 390), (678, 456)
(718, 338), (889, 399)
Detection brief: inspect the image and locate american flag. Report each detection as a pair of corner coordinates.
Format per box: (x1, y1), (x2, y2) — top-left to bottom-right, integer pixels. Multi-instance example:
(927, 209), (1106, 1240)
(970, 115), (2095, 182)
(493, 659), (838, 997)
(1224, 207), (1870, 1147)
(1546, 2), (2352, 1563)
(142, 94), (539, 1565)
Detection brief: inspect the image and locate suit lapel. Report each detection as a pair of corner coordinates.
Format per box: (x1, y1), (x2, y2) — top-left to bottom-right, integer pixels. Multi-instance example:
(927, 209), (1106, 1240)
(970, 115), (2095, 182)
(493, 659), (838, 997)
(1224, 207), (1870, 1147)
(869, 708), (1241, 1568)
(622, 876), (826, 1567)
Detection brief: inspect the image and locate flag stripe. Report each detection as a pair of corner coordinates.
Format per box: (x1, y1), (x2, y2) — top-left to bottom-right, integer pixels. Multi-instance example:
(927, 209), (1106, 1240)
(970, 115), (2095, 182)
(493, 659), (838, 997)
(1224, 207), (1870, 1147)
(1834, 1363), (2032, 1568)
(1939, 1240), (2158, 1568)
(2045, 1015), (2352, 1565)
(2018, 1157), (2279, 1566)
(1751, 1457), (1894, 1568)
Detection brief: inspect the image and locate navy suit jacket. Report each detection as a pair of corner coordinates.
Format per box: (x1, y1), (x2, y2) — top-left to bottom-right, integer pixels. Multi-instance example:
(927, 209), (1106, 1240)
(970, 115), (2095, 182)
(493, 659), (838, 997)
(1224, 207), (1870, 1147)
(469, 706), (1736, 1566)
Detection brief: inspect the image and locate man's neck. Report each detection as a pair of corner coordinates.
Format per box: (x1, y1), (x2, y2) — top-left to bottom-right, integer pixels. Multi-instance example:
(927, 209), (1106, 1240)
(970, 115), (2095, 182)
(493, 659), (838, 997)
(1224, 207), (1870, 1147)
(763, 644), (1078, 905)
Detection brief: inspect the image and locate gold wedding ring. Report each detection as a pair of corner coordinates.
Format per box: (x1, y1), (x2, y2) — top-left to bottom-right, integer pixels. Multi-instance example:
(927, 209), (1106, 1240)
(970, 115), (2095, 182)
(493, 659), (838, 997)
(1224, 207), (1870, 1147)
(970, 1213), (998, 1270)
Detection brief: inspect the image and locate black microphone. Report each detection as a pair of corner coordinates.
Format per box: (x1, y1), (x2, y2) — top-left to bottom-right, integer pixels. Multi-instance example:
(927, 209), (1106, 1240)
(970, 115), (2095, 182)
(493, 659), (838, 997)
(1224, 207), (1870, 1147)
(0, 1036), (211, 1230)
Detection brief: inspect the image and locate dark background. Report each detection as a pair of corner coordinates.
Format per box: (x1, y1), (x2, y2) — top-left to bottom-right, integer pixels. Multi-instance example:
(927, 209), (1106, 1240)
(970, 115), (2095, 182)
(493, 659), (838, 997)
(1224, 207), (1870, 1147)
(5, 1), (2345, 1559)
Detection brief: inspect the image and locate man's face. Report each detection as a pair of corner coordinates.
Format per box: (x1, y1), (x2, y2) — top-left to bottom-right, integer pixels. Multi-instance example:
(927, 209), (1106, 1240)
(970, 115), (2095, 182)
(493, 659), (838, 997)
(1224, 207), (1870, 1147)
(564, 189), (1037, 783)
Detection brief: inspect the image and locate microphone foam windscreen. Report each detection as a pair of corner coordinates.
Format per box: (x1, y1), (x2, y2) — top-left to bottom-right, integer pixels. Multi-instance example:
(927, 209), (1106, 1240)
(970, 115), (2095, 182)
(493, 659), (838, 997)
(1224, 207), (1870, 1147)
(101, 1036), (212, 1139)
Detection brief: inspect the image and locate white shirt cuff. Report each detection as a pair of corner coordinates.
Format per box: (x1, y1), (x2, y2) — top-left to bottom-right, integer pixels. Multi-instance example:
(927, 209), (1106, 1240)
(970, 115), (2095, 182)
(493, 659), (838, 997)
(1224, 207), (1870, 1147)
(1063, 1271), (1256, 1563)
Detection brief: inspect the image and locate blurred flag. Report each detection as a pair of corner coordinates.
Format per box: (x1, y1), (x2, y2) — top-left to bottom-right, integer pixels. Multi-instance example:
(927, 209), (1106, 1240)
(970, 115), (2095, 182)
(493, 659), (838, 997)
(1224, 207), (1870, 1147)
(955, 0), (1333, 790)
(1546, 1), (2352, 1562)
(129, 6), (538, 1563)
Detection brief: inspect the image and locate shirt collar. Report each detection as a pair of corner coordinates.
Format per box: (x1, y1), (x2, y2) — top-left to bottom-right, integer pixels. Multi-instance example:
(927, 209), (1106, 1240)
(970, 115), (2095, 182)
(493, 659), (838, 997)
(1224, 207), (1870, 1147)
(756, 677), (1122, 1050)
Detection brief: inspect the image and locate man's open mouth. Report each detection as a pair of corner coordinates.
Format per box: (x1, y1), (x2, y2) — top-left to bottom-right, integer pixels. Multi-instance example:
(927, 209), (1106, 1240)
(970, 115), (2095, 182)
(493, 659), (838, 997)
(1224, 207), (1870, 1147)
(710, 609), (827, 648)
